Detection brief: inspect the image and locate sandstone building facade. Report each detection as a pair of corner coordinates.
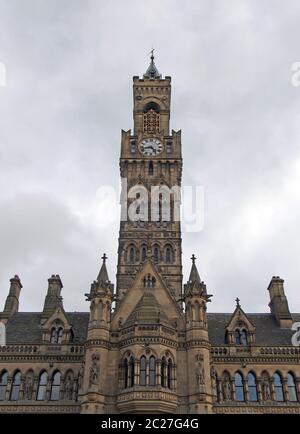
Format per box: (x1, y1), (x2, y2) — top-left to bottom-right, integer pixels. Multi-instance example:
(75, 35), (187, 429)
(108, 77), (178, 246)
(0, 57), (299, 414)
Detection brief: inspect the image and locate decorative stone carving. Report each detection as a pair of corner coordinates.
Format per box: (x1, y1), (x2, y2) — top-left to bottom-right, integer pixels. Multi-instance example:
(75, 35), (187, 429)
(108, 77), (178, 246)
(64, 373), (74, 400)
(262, 376), (271, 401)
(89, 353), (100, 387)
(78, 362), (85, 391)
(24, 372), (34, 400)
(196, 362), (205, 388)
(222, 374), (232, 401)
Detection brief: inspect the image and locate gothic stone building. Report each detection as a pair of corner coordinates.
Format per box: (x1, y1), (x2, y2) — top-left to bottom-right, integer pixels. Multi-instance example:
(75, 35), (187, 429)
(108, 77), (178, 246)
(0, 57), (300, 414)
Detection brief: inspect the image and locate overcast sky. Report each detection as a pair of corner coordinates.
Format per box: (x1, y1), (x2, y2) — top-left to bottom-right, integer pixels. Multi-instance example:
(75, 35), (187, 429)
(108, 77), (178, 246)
(0, 0), (299, 314)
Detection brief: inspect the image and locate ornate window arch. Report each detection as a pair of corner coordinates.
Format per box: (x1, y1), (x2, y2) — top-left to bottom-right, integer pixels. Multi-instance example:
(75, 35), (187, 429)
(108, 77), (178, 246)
(247, 372), (258, 402)
(50, 321), (64, 344)
(234, 372), (245, 402)
(10, 371), (21, 401)
(273, 372), (284, 402)
(0, 371), (8, 401)
(37, 371), (48, 401)
(50, 371), (61, 401)
(287, 372), (298, 402)
(143, 102), (160, 134)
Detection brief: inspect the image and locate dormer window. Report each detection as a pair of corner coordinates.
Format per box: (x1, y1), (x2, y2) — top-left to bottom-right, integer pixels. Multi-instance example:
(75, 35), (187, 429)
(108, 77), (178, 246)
(234, 328), (248, 346)
(50, 324), (64, 344)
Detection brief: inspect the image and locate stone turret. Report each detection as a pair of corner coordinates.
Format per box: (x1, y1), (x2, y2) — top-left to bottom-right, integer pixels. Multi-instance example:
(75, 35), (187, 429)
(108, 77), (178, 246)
(268, 276), (293, 328)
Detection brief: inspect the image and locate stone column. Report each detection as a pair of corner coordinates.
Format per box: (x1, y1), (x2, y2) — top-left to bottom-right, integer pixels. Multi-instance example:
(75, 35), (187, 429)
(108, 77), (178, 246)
(156, 359), (162, 386)
(135, 359), (140, 386)
(283, 378), (289, 402)
(5, 376), (12, 401)
(231, 377), (236, 401)
(244, 378), (249, 402)
(257, 377), (263, 402)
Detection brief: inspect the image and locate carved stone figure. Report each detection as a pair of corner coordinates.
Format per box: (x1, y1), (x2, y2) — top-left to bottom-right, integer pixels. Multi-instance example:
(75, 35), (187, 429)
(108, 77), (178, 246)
(196, 362), (205, 388)
(89, 353), (100, 387)
(78, 362), (85, 391)
(24, 373), (34, 400)
(65, 374), (73, 400)
(262, 377), (271, 401)
(222, 375), (232, 401)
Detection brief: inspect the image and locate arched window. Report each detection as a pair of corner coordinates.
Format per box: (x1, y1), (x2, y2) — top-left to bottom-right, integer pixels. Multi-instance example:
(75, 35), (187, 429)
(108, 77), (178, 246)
(0, 371), (8, 401)
(37, 372), (48, 401)
(57, 328), (63, 344)
(50, 371), (61, 401)
(50, 325), (64, 344)
(129, 246), (135, 264)
(165, 246), (173, 264)
(241, 330), (248, 346)
(235, 329), (241, 345)
(143, 103), (160, 134)
(161, 357), (167, 388)
(287, 373), (298, 402)
(140, 356), (146, 386)
(273, 372), (284, 402)
(234, 372), (245, 402)
(129, 357), (135, 388)
(149, 356), (156, 386)
(149, 161), (154, 176)
(167, 359), (173, 389)
(50, 328), (57, 344)
(247, 372), (258, 402)
(141, 246), (147, 262)
(153, 246), (159, 264)
(123, 359), (128, 389)
(10, 371), (21, 401)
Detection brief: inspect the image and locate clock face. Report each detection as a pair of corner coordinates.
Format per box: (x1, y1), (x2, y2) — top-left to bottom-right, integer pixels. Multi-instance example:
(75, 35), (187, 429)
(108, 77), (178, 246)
(139, 138), (163, 156)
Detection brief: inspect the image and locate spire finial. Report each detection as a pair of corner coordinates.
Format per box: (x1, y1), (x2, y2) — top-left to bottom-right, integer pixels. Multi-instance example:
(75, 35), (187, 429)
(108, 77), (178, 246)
(235, 297), (241, 307)
(101, 253), (107, 264)
(149, 48), (155, 61)
(191, 254), (197, 264)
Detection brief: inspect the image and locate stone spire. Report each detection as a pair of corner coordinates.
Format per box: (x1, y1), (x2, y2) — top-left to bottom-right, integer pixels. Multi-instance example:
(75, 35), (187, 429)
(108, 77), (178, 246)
(188, 254), (201, 284)
(97, 253), (109, 286)
(143, 49), (162, 79)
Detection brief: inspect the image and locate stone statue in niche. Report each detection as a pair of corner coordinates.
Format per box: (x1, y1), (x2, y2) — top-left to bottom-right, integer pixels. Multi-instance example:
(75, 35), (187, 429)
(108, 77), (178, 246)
(222, 375), (232, 401)
(78, 362), (85, 391)
(65, 374), (73, 400)
(196, 362), (205, 388)
(262, 376), (271, 401)
(89, 353), (100, 387)
(24, 373), (34, 400)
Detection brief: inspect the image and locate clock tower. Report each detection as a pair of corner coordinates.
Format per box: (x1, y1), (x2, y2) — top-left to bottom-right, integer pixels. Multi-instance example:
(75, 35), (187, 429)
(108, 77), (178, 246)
(116, 53), (183, 302)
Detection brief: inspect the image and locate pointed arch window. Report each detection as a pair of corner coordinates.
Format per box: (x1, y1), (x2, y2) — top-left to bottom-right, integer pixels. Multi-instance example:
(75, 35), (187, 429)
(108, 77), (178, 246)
(0, 371), (7, 401)
(247, 372), (258, 402)
(50, 371), (61, 401)
(235, 329), (241, 345)
(165, 246), (173, 264)
(10, 371), (21, 401)
(140, 356), (146, 386)
(129, 246), (135, 264)
(241, 330), (248, 346)
(50, 325), (64, 344)
(123, 359), (129, 389)
(149, 356), (156, 386)
(37, 372), (48, 401)
(167, 359), (173, 389)
(153, 246), (159, 263)
(234, 372), (245, 402)
(287, 373), (298, 402)
(141, 246), (147, 262)
(129, 357), (135, 388)
(161, 357), (167, 388)
(273, 372), (284, 402)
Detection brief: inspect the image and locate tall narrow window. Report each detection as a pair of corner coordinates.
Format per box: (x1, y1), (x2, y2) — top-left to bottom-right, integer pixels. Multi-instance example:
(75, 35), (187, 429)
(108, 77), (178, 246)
(50, 372), (61, 401)
(50, 328), (57, 344)
(153, 247), (159, 263)
(161, 358), (167, 388)
(149, 161), (154, 176)
(287, 373), (298, 402)
(247, 372), (258, 402)
(234, 372), (245, 402)
(241, 330), (248, 346)
(235, 330), (241, 345)
(149, 356), (156, 386)
(167, 359), (173, 389)
(129, 247), (135, 264)
(10, 371), (21, 401)
(37, 372), (48, 401)
(273, 372), (284, 402)
(124, 359), (128, 389)
(129, 357), (135, 388)
(57, 328), (63, 344)
(165, 246), (173, 264)
(140, 356), (146, 386)
(0, 371), (8, 401)
(141, 246), (147, 262)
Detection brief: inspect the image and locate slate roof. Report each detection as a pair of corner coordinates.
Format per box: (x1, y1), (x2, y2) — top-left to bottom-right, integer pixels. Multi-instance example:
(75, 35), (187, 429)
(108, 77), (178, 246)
(4, 311), (300, 346)
(207, 313), (300, 346)
(6, 312), (90, 344)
